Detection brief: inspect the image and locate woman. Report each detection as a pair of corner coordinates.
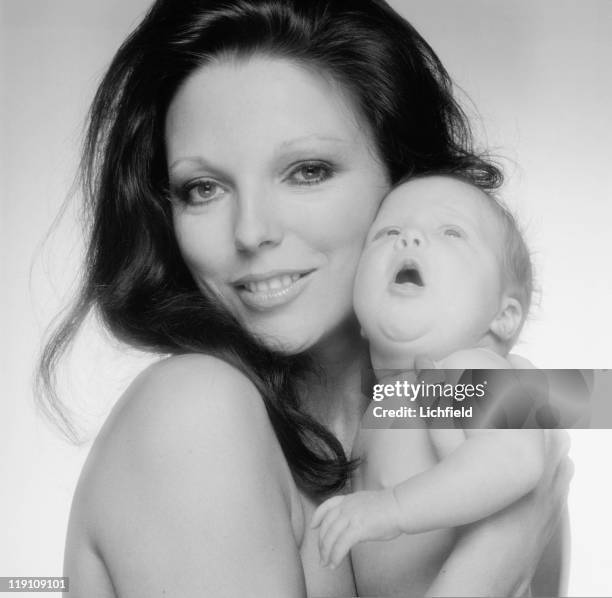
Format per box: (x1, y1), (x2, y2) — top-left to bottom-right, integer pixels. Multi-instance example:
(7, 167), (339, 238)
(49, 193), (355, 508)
(39, 0), (571, 595)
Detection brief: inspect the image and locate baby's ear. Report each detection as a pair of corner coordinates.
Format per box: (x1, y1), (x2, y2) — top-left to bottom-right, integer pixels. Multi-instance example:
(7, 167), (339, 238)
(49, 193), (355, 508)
(490, 296), (523, 342)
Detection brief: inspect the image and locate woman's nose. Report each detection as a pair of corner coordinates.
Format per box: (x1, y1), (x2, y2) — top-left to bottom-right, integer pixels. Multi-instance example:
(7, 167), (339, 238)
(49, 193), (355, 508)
(394, 228), (425, 250)
(233, 190), (283, 253)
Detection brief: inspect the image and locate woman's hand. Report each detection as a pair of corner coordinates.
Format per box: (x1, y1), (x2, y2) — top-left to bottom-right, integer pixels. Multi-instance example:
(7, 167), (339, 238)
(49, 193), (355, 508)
(425, 429), (572, 598)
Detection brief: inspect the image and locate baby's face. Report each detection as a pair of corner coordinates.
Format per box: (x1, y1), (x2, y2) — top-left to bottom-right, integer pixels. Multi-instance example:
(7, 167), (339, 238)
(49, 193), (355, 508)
(354, 176), (506, 366)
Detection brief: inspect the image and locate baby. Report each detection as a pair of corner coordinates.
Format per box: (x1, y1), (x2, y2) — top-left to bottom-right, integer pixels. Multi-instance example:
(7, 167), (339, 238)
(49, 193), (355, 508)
(312, 175), (544, 596)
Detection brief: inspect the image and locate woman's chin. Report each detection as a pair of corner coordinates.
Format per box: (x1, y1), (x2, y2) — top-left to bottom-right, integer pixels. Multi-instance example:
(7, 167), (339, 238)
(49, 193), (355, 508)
(246, 324), (316, 356)
(247, 317), (364, 359)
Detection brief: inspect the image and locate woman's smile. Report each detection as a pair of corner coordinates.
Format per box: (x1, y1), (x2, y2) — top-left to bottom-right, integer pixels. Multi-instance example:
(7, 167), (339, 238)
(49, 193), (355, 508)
(232, 268), (315, 311)
(165, 55), (390, 352)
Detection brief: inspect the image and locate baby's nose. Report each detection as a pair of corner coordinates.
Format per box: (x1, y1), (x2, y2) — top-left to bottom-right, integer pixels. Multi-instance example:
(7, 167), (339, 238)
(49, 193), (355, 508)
(395, 229), (424, 249)
(394, 235), (408, 249)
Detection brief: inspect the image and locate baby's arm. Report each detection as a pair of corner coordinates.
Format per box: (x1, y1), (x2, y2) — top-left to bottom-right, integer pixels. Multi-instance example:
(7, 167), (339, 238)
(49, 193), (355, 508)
(312, 428), (544, 568)
(312, 348), (545, 568)
(392, 428), (545, 534)
(394, 347), (545, 533)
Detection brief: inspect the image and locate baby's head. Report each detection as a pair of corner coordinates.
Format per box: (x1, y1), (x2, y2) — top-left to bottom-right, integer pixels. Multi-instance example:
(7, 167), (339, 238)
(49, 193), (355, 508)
(354, 175), (532, 369)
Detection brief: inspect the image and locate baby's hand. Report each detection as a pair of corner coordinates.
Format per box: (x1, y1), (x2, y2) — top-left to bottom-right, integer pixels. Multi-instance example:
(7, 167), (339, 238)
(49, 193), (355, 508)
(310, 489), (403, 569)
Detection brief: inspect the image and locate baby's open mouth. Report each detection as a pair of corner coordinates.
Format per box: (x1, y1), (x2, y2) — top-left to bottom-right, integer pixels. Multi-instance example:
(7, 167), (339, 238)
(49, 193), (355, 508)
(393, 260), (424, 287)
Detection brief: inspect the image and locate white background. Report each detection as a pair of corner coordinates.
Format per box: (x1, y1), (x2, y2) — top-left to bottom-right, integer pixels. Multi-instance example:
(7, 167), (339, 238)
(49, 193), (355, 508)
(1, 1), (611, 595)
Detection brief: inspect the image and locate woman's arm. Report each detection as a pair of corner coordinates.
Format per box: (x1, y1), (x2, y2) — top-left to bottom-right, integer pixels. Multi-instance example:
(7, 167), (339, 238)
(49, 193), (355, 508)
(425, 430), (572, 598)
(65, 355), (306, 598)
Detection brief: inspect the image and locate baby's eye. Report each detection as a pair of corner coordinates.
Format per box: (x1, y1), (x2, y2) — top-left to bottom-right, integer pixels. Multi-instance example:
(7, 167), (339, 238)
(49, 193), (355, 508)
(372, 227), (401, 241)
(179, 179), (227, 206)
(443, 226), (464, 239)
(286, 161), (334, 185)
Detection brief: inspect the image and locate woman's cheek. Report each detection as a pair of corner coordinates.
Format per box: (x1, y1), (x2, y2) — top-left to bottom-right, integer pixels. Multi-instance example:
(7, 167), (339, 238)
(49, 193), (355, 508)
(353, 251), (381, 325)
(324, 198), (379, 256)
(173, 215), (234, 281)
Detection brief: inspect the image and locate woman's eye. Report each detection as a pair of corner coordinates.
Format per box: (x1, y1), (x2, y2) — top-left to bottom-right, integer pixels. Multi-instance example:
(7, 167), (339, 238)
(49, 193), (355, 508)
(287, 162), (333, 185)
(443, 226), (463, 238)
(181, 180), (226, 205)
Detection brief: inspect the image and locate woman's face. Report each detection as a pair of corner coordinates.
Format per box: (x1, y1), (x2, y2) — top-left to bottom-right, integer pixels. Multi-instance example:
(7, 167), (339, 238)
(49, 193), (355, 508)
(165, 56), (390, 353)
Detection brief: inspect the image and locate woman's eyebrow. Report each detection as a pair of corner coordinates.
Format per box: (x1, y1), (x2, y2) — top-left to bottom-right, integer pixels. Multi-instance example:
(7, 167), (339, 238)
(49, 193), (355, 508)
(168, 135), (349, 175)
(168, 156), (229, 179)
(277, 134), (350, 151)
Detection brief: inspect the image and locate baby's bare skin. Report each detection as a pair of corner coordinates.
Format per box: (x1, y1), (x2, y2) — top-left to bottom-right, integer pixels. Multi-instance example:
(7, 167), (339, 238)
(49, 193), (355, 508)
(315, 177), (567, 596)
(350, 424), (455, 597)
(346, 353), (566, 597)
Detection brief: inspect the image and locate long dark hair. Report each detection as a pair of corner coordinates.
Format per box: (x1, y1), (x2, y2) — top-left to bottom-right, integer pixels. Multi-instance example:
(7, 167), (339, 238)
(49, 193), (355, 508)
(38, 0), (502, 497)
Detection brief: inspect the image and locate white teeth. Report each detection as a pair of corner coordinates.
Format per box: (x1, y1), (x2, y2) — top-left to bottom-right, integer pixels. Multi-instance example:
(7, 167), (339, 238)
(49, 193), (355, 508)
(269, 278), (282, 290)
(243, 274), (302, 294)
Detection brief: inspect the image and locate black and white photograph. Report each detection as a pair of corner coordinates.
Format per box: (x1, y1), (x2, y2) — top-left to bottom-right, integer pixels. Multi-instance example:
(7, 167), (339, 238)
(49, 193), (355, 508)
(2, 1), (612, 596)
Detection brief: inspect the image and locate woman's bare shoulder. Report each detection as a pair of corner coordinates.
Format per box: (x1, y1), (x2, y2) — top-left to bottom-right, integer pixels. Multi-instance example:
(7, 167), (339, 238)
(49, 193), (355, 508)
(67, 354), (305, 596)
(114, 353), (268, 428)
(80, 354), (274, 483)
(119, 354), (263, 414)
(80, 353), (289, 515)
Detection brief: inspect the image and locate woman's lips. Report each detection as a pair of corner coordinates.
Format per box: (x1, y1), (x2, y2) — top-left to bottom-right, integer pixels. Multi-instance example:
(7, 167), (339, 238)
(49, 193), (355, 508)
(233, 270), (314, 311)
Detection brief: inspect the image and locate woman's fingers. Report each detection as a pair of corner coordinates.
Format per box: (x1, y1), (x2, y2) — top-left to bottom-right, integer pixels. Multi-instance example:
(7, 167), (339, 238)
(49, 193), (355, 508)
(531, 430), (573, 553)
(553, 456), (574, 502)
(559, 456), (575, 485)
(549, 429), (571, 459)
(311, 495), (344, 529)
(540, 430), (571, 491)
(532, 454), (574, 559)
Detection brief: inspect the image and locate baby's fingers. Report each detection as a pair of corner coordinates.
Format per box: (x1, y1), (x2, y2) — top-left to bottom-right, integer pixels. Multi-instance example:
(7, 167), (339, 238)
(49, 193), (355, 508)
(320, 515), (350, 567)
(319, 508), (342, 546)
(327, 525), (361, 570)
(311, 495), (344, 529)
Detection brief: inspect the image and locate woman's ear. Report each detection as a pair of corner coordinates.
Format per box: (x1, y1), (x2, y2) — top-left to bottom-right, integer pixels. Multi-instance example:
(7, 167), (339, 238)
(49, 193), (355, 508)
(360, 327), (368, 339)
(490, 296), (523, 342)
